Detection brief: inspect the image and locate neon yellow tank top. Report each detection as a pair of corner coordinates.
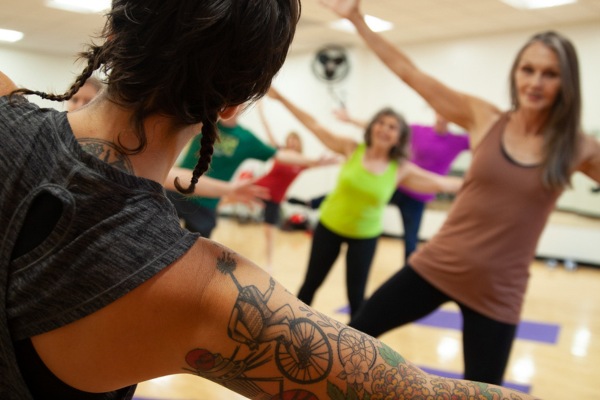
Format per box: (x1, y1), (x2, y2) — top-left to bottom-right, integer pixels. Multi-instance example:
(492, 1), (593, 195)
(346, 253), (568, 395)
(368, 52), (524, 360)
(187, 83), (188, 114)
(320, 143), (399, 239)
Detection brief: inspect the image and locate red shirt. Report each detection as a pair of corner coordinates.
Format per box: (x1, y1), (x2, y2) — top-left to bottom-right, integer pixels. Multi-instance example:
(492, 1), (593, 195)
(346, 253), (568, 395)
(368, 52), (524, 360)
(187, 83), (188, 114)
(255, 161), (306, 203)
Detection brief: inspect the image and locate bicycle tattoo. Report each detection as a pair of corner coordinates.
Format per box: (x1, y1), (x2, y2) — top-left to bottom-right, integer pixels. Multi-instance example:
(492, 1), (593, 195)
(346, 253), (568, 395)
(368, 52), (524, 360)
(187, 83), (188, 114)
(217, 251), (334, 385)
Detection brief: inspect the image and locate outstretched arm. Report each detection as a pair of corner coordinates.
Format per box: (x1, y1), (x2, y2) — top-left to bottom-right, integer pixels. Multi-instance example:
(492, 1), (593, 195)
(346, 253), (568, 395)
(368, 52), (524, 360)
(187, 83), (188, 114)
(333, 108), (368, 129)
(30, 238), (542, 400)
(165, 167), (271, 204)
(274, 148), (332, 168)
(320, 0), (501, 148)
(269, 87), (358, 157)
(257, 101), (280, 148)
(398, 162), (463, 194)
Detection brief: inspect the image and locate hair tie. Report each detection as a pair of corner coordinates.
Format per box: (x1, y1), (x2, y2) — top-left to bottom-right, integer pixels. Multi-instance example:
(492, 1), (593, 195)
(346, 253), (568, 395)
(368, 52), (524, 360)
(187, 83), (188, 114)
(39, 92), (47, 99)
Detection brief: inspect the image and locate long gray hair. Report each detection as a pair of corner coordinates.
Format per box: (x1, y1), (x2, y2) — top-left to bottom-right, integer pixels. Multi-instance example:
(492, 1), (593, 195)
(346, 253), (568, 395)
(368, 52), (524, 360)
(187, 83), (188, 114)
(364, 108), (411, 162)
(509, 31), (581, 191)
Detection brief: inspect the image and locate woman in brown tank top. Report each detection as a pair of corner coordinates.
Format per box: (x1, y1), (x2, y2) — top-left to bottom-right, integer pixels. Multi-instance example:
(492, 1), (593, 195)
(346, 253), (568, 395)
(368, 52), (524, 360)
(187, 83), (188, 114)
(323, 0), (600, 387)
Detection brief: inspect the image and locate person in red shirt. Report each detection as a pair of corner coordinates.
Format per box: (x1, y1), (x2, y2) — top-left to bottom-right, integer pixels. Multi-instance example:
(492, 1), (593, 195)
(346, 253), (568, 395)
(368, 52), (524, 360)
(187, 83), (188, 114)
(255, 102), (338, 272)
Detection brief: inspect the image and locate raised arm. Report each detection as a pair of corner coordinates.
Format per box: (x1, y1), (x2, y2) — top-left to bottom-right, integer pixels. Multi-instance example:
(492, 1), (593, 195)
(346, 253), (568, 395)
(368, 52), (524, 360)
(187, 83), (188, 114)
(320, 0), (501, 147)
(165, 167), (271, 204)
(269, 88), (358, 157)
(275, 149), (342, 169)
(273, 148), (330, 168)
(30, 238), (542, 399)
(257, 101), (280, 148)
(398, 162), (463, 194)
(333, 108), (368, 129)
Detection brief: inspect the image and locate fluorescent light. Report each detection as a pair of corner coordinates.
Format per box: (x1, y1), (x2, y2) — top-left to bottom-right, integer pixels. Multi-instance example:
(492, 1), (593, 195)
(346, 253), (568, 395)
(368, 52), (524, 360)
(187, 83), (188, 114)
(329, 15), (394, 34)
(499, 0), (577, 9)
(46, 0), (111, 14)
(0, 29), (24, 43)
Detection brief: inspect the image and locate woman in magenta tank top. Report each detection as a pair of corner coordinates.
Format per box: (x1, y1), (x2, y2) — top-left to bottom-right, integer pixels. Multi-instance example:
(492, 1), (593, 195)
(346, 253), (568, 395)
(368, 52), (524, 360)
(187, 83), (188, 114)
(323, 0), (600, 387)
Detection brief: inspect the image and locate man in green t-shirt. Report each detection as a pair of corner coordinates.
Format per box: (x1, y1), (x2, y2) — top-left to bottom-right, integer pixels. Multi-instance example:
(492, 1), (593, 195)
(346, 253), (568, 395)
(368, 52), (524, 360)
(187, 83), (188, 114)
(166, 113), (318, 238)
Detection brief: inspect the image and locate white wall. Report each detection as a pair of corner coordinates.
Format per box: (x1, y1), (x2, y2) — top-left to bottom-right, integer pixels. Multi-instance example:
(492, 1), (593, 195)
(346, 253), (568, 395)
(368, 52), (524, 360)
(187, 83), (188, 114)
(0, 45), (81, 110)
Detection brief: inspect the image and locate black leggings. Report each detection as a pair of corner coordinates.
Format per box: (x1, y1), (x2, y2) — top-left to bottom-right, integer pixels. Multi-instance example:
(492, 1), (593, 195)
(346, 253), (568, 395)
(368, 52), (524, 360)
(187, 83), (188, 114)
(298, 222), (378, 317)
(350, 265), (517, 385)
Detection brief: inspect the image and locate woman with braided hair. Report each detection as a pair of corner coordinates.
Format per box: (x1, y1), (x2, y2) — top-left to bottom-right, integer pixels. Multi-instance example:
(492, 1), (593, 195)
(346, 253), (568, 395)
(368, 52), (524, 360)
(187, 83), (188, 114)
(0, 0), (548, 399)
(2, 0), (300, 398)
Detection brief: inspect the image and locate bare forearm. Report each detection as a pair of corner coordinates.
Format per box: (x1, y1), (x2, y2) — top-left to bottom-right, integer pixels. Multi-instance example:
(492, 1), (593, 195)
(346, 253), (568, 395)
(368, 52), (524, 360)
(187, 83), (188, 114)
(345, 9), (487, 132)
(348, 11), (416, 82)
(278, 96), (322, 137)
(258, 106), (279, 148)
(165, 168), (231, 198)
(276, 96), (348, 154)
(349, 117), (367, 129)
(400, 163), (463, 194)
(275, 149), (318, 167)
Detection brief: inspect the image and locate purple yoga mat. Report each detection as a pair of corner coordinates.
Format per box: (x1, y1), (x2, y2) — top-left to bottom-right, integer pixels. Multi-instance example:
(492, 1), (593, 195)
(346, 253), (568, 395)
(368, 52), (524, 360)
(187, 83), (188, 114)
(335, 305), (560, 344)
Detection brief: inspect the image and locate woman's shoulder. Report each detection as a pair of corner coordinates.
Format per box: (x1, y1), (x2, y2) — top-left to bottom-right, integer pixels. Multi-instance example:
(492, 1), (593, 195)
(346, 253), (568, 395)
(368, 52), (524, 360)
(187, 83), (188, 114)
(576, 133), (600, 168)
(0, 71), (18, 97)
(0, 93), (61, 161)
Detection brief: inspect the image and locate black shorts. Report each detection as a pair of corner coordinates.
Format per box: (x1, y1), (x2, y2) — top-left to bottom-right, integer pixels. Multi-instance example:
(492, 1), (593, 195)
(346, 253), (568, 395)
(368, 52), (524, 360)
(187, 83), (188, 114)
(263, 200), (281, 226)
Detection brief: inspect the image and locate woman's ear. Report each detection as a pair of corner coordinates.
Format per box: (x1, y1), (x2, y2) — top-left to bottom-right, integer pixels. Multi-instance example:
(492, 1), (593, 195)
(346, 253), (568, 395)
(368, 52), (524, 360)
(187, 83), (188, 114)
(219, 105), (241, 121)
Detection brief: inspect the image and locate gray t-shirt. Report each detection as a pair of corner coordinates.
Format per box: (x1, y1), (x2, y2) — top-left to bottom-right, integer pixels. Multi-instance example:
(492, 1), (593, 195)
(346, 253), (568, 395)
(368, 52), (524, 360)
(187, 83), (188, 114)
(0, 95), (200, 399)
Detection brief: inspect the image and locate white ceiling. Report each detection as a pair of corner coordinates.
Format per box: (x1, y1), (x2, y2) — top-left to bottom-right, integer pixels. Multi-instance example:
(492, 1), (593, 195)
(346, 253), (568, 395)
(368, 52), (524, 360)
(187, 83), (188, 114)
(1, 0), (600, 57)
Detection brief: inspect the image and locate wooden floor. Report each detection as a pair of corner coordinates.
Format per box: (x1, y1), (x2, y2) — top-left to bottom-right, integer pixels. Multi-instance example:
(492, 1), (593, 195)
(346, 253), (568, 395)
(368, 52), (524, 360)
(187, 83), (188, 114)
(135, 218), (600, 400)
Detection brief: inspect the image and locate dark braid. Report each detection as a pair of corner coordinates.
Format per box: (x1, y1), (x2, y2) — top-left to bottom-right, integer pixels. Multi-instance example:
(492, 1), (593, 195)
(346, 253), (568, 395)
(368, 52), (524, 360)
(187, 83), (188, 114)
(174, 112), (219, 194)
(9, 45), (103, 103)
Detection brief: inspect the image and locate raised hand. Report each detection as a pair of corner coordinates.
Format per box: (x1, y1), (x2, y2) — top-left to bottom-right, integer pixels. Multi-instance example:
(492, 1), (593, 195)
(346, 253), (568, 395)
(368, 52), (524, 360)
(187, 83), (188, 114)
(319, 0), (361, 19)
(332, 108), (351, 122)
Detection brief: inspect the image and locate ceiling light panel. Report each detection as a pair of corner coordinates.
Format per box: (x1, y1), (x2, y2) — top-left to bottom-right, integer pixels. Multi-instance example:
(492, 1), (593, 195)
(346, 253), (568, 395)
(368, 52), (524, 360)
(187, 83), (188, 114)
(499, 0), (577, 9)
(0, 29), (24, 43)
(329, 15), (394, 34)
(46, 0), (111, 14)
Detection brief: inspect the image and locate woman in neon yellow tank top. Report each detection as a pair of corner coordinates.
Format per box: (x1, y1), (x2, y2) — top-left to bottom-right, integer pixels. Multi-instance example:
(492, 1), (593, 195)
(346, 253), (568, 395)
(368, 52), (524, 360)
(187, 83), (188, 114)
(268, 88), (462, 317)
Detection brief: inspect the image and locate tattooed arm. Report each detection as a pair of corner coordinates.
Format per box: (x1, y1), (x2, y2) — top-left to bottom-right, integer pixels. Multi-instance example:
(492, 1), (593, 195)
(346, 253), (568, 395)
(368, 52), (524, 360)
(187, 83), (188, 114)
(179, 242), (541, 400)
(29, 238), (542, 399)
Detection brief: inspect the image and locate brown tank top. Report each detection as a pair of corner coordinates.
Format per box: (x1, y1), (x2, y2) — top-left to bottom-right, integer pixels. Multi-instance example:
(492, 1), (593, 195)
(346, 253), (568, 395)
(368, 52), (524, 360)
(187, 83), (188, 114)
(410, 113), (562, 324)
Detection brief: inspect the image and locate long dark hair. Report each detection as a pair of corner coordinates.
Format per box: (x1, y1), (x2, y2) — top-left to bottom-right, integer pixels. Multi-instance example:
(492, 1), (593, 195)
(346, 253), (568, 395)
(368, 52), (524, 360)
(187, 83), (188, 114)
(509, 31), (581, 191)
(364, 108), (411, 162)
(11, 0), (301, 194)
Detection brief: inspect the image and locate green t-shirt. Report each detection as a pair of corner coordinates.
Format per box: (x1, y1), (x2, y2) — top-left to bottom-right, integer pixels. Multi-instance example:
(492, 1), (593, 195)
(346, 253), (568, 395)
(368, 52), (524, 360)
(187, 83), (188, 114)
(320, 144), (398, 239)
(179, 122), (277, 209)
